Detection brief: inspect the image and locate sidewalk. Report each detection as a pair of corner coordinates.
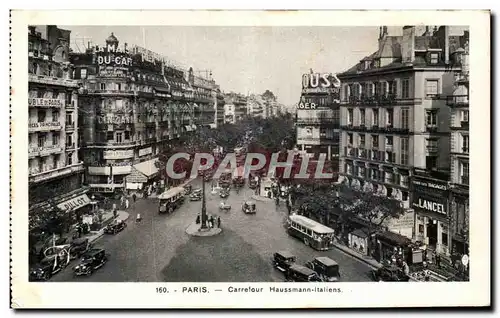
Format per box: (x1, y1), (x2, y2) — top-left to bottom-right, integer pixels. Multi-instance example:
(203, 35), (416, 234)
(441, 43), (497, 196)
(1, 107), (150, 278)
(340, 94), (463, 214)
(331, 241), (382, 270)
(84, 210), (130, 244)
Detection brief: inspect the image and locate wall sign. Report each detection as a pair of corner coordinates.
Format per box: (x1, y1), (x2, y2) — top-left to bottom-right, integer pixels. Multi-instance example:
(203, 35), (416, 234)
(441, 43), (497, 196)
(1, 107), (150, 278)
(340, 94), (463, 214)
(28, 98), (63, 107)
(103, 150), (134, 160)
(139, 147), (153, 157)
(57, 194), (91, 211)
(412, 194), (447, 215)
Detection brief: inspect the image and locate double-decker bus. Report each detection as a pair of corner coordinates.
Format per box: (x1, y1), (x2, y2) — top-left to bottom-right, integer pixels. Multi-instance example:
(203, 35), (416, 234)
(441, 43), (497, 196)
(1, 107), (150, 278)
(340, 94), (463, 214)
(287, 214), (335, 251)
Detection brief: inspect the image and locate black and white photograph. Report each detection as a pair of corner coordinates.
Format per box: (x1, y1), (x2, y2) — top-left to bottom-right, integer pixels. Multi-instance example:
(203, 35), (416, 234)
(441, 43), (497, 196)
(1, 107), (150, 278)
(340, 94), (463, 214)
(10, 10), (490, 309)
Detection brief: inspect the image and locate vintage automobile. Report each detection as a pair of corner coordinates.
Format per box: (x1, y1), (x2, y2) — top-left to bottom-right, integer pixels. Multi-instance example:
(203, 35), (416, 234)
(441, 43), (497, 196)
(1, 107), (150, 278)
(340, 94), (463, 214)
(371, 265), (410, 282)
(73, 248), (108, 277)
(219, 201), (231, 211)
(285, 264), (322, 282)
(219, 188), (230, 199)
(242, 201), (256, 214)
(68, 238), (92, 260)
(305, 256), (341, 282)
(272, 251), (296, 273)
(29, 253), (70, 281)
(190, 192), (202, 201)
(183, 184), (193, 195)
(104, 219), (127, 235)
(248, 177), (259, 189)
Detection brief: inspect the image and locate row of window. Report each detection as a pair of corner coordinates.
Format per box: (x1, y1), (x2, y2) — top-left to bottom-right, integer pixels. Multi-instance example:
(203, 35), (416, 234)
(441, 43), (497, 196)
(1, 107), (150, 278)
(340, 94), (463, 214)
(346, 108), (409, 128)
(29, 89), (73, 102)
(345, 148), (406, 165)
(30, 132), (75, 149)
(28, 152), (76, 175)
(30, 110), (74, 124)
(344, 78), (442, 100)
(344, 165), (410, 188)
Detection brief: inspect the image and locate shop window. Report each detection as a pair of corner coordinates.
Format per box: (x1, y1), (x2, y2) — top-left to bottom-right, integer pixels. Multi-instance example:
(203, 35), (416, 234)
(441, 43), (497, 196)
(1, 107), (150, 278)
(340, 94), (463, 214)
(442, 232), (448, 247)
(418, 224), (424, 233)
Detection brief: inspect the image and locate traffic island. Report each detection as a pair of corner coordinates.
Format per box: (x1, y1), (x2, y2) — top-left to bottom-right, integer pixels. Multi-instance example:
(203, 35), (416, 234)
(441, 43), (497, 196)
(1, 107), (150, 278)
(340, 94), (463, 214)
(251, 194), (274, 203)
(185, 222), (222, 237)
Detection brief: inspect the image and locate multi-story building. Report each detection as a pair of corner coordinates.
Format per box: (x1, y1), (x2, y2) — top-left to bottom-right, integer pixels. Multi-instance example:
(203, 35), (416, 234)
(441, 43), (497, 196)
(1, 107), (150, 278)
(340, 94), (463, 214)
(296, 71), (341, 164)
(337, 26), (468, 244)
(247, 94), (264, 118)
(186, 68), (217, 129)
(224, 93), (247, 123)
(447, 36), (469, 256)
(213, 84), (225, 128)
(28, 25), (89, 232)
(71, 33), (197, 193)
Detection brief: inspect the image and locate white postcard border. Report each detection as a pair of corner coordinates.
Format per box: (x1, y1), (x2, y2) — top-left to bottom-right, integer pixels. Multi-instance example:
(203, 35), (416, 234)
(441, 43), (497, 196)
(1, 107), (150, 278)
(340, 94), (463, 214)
(10, 10), (490, 308)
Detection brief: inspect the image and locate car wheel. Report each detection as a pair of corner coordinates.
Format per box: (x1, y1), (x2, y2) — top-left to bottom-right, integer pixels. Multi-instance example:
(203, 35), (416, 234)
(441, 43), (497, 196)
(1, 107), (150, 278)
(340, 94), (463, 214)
(43, 272), (50, 281)
(86, 268), (93, 276)
(304, 238), (309, 246)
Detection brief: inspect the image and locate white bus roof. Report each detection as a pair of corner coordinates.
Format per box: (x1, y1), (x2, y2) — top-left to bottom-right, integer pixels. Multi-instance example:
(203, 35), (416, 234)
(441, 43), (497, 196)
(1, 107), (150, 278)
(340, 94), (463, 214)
(289, 214), (335, 234)
(158, 187), (184, 199)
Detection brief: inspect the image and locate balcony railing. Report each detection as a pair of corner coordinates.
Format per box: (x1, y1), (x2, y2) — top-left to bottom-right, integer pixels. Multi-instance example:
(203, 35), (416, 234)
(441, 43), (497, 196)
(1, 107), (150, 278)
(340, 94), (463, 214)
(427, 145), (438, 153)
(88, 89), (135, 96)
(29, 121), (62, 132)
(66, 123), (75, 130)
(343, 95), (422, 106)
(461, 175), (469, 185)
(447, 95), (469, 107)
(29, 162), (84, 184)
(91, 140), (137, 147)
(29, 74), (78, 87)
(341, 125), (409, 134)
(426, 125), (438, 133)
(297, 118), (338, 125)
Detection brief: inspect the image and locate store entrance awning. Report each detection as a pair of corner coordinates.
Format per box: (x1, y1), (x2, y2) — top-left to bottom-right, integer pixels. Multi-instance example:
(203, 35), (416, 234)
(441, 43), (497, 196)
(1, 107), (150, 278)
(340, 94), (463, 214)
(57, 194), (91, 212)
(131, 158), (160, 180)
(154, 86), (170, 93)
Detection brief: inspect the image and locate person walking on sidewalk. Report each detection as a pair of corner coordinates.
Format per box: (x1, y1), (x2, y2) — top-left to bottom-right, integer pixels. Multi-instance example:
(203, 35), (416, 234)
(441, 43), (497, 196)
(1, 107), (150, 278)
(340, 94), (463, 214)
(217, 216), (221, 228)
(125, 198), (130, 209)
(113, 203), (117, 219)
(132, 193), (137, 203)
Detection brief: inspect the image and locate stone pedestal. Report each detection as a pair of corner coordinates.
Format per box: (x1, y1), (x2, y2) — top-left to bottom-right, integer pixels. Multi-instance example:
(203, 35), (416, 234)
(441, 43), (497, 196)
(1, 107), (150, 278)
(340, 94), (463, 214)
(185, 222), (222, 237)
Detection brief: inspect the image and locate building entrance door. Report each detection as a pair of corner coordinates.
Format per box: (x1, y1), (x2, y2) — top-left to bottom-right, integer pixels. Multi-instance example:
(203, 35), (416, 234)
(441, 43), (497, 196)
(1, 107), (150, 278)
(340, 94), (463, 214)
(427, 221), (438, 248)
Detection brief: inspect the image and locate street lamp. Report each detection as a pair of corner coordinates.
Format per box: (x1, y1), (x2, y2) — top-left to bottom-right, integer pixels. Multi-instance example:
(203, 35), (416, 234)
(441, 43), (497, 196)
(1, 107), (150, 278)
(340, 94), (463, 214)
(200, 171), (208, 230)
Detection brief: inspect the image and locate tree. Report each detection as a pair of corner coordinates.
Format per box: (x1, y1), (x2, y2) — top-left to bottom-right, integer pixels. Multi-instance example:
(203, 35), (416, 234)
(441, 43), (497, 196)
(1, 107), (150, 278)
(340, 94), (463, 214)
(337, 185), (405, 236)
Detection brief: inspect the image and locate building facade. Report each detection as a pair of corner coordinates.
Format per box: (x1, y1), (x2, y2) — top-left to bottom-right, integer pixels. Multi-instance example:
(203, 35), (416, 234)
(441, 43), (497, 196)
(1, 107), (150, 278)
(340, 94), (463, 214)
(296, 72), (341, 164)
(186, 68), (217, 129)
(28, 25), (89, 233)
(71, 33), (200, 193)
(447, 37), (469, 256)
(338, 26), (468, 243)
(247, 94), (264, 118)
(224, 93), (247, 123)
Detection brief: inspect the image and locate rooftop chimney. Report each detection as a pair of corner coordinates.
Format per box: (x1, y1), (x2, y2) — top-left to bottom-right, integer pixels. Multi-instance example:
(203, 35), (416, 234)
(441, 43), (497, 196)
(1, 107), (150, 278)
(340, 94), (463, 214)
(401, 26), (415, 64)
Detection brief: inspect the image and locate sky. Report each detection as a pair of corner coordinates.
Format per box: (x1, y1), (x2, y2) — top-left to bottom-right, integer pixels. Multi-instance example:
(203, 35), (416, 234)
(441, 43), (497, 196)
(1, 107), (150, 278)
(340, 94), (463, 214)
(61, 25), (467, 106)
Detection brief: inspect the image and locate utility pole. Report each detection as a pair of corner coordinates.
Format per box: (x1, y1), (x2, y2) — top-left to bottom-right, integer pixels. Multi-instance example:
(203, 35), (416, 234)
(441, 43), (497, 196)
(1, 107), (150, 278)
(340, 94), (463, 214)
(200, 171), (208, 230)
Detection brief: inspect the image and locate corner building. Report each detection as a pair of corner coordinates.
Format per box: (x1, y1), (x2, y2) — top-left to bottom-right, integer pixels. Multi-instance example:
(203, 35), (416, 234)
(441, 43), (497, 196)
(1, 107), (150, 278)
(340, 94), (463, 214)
(71, 33), (198, 193)
(338, 26), (468, 243)
(28, 26), (89, 233)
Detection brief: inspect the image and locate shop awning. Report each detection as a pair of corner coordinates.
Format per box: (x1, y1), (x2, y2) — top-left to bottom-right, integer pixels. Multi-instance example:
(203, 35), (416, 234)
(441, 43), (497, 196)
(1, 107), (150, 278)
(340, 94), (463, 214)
(191, 124), (197, 130)
(209, 123), (217, 129)
(132, 158), (160, 179)
(56, 194), (91, 212)
(185, 125), (192, 132)
(377, 230), (412, 246)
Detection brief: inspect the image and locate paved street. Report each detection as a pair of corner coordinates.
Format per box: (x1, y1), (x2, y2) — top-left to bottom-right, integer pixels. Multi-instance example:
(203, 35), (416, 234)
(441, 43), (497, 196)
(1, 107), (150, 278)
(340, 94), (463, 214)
(51, 179), (373, 282)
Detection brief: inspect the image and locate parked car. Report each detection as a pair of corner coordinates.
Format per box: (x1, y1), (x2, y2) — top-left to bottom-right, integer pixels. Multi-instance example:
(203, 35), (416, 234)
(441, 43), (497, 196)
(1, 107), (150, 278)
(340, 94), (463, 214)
(73, 248), (108, 277)
(190, 193), (202, 201)
(219, 188), (230, 198)
(285, 264), (322, 282)
(29, 253), (69, 281)
(305, 257), (341, 282)
(272, 251), (296, 273)
(104, 219), (127, 235)
(242, 201), (256, 214)
(371, 265), (410, 282)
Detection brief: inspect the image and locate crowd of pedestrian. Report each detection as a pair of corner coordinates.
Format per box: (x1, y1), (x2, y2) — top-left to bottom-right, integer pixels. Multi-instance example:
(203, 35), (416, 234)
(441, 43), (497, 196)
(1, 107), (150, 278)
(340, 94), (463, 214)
(195, 214), (221, 229)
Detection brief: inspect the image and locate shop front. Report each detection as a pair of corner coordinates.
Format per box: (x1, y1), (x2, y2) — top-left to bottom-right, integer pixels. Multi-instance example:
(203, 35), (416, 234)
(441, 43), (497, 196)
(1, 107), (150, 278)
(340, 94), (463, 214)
(125, 158), (161, 194)
(411, 175), (450, 255)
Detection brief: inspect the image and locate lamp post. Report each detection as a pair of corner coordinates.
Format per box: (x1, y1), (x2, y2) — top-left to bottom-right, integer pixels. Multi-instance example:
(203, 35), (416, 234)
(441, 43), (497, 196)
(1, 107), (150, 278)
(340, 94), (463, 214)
(200, 171), (208, 230)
